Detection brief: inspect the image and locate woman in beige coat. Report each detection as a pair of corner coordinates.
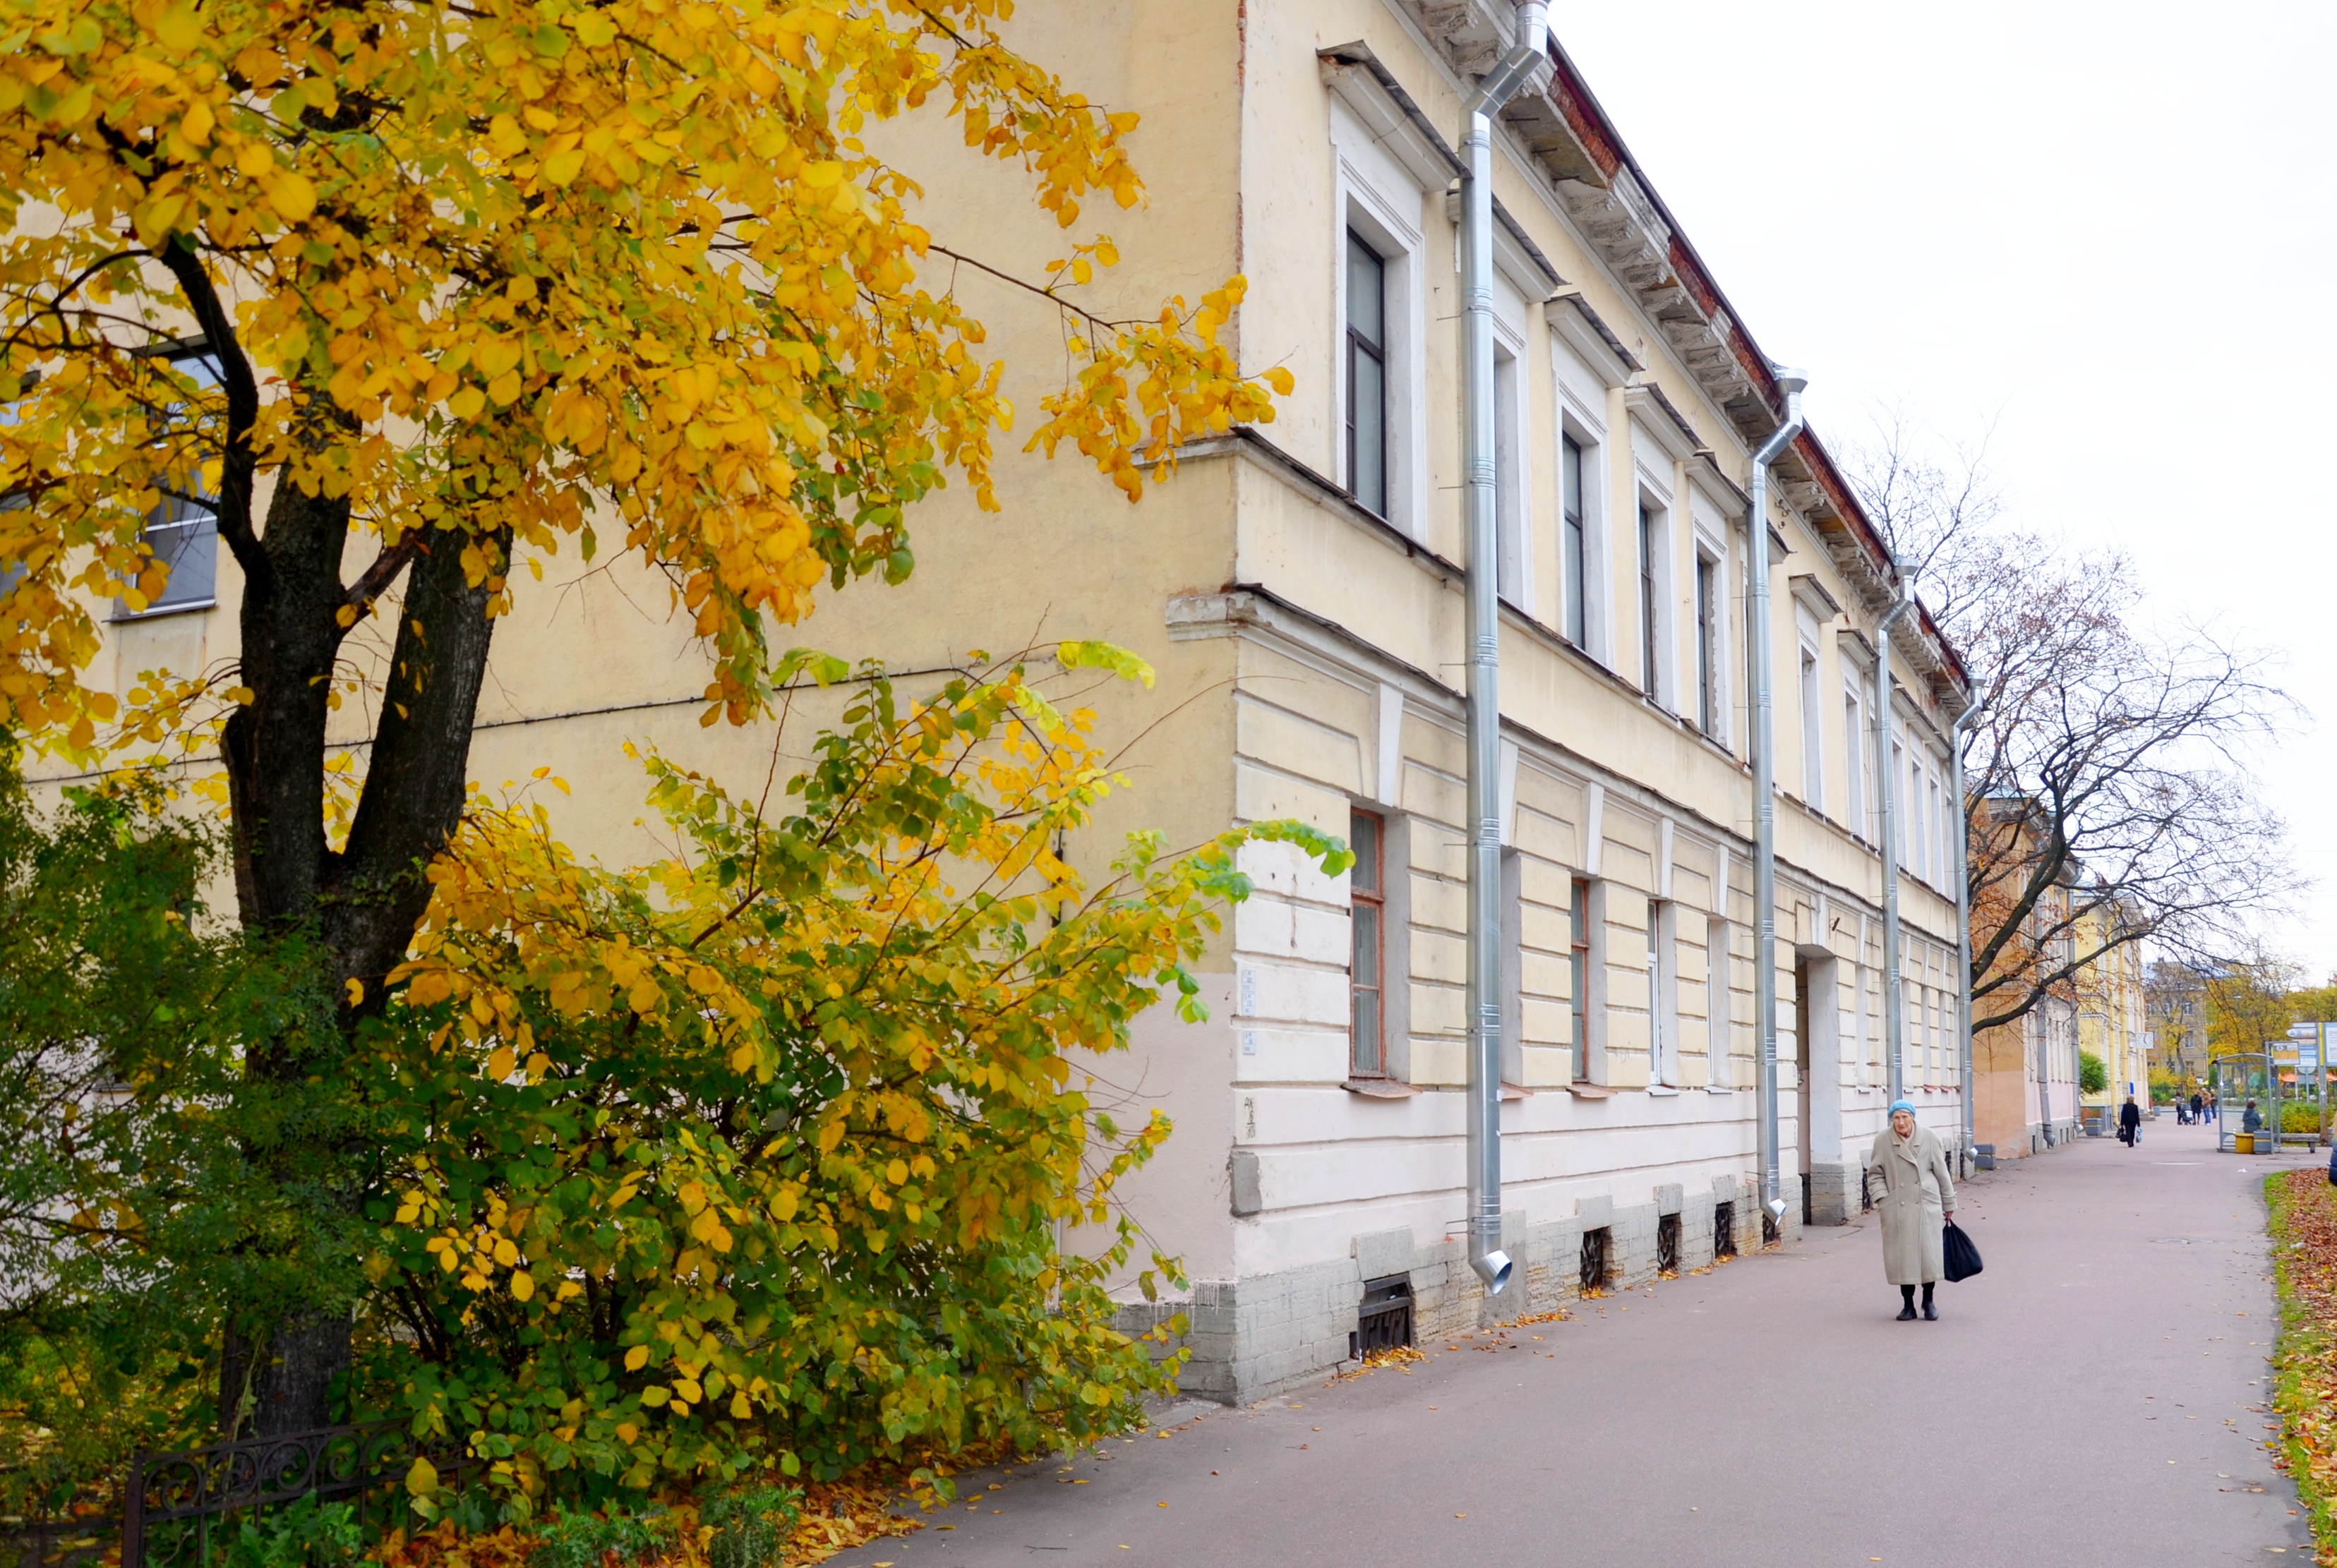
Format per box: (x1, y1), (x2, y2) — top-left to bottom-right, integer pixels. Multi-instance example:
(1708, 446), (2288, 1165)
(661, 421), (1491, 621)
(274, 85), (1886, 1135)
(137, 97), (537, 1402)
(1864, 1099), (1957, 1320)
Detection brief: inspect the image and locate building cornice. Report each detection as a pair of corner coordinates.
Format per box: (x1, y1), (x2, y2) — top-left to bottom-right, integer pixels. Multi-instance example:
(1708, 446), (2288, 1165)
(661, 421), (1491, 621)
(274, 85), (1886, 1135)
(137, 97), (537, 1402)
(1384, 0), (1968, 704)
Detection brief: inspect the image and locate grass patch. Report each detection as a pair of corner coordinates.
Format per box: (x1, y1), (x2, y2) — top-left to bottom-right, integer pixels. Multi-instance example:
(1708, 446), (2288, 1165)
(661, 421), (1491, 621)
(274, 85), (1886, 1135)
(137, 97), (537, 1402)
(2264, 1168), (2337, 1564)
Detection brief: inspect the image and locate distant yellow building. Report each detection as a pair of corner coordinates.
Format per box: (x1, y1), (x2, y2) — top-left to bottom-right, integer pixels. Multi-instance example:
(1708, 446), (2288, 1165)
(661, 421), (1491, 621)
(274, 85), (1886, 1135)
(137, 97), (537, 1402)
(2074, 898), (2149, 1132)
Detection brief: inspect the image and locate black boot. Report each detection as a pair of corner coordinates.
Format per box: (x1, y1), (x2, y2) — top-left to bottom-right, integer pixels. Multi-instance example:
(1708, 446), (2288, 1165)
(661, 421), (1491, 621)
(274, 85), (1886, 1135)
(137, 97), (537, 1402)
(1897, 1285), (1918, 1322)
(1921, 1283), (1938, 1322)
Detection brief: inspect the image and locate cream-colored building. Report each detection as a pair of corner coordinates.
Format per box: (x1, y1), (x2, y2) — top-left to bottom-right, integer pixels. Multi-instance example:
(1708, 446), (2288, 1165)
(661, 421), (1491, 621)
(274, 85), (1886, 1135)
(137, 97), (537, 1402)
(2077, 899), (2150, 1131)
(63, 1), (1972, 1401)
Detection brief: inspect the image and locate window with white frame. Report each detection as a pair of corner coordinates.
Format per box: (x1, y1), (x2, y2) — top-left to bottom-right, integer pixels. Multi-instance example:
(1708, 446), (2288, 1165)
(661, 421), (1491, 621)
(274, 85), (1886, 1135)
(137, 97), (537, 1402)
(1844, 688), (1866, 836)
(1570, 876), (1597, 1082)
(1695, 553), (1719, 735)
(1550, 329), (1616, 665)
(1928, 770), (1945, 891)
(1910, 752), (1928, 884)
(1323, 89), (1429, 538)
(1939, 765), (1953, 890)
(1350, 806), (1386, 1078)
(1688, 486), (1734, 750)
(1495, 341), (1527, 609)
(1344, 232), (1388, 519)
(1798, 646), (1823, 813)
(1892, 736), (1907, 869)
(116, 344), (223, 620)
(1639, 501), (1659, 696)
(1707, 914), (1734, 1085)
(1636, 495), (1670, 704)
(1649, 897), (1678, 1087)
(1561, 433), (1589, 647)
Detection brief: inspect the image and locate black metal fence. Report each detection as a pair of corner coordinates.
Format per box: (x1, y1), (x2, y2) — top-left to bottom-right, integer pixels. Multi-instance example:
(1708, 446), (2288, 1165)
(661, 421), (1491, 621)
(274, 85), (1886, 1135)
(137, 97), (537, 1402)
(6, 1421), (475, 1568)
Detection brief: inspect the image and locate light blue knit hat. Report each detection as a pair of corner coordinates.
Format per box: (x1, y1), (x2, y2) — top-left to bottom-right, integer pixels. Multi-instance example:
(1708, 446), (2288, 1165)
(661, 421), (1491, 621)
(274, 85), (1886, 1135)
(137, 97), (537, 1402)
(1889, 1099), (1916, 1117)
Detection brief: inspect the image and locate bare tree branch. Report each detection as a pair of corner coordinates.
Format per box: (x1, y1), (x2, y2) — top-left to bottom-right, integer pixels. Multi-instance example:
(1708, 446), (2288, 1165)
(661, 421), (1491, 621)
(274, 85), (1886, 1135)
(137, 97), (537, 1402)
(1845, 430), (2306, 1038)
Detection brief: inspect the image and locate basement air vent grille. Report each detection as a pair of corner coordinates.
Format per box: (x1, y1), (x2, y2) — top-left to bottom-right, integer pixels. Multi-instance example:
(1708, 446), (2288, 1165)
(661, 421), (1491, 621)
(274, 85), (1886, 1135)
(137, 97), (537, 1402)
(1350, 1272), (1414, 1360)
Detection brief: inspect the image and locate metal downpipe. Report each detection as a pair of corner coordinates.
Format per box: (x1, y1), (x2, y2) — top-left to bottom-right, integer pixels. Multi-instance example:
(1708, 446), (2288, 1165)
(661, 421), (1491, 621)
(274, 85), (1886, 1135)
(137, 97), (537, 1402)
(1749, 370), (1806, 1232)
(1460, 0), (1546, 1296)
(1872, 579), (1914, 1102)
(1951, 708), (1977, 1165)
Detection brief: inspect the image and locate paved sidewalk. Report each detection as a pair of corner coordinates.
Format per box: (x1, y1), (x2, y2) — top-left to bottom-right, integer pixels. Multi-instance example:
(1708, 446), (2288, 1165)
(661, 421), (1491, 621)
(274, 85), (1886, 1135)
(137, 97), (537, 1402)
(834, 1121), (2317, 1567)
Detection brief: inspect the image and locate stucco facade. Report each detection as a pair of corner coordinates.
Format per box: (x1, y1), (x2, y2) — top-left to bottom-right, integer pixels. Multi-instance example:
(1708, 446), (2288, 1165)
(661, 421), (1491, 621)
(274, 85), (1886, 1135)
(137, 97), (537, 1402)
(49, 1), (1973, 1402)
(777, 0), (1974, 1397)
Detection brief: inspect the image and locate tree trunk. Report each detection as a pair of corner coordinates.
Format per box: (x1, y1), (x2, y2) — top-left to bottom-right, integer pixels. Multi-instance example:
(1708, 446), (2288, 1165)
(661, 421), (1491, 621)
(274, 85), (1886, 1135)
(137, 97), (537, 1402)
(216, 462), (501, 1433)
(218, 1308), (350, 1440)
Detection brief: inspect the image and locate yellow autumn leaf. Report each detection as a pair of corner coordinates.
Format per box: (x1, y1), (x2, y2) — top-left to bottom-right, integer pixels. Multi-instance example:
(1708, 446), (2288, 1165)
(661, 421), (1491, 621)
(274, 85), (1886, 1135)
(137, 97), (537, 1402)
(266, 171), (316, 222)
(542, 147), (587, 187)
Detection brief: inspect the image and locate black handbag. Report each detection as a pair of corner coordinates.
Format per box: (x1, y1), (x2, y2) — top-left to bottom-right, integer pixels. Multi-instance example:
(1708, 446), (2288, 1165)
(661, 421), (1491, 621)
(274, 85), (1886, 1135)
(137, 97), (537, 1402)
(1942, 1220), (1983, 1283)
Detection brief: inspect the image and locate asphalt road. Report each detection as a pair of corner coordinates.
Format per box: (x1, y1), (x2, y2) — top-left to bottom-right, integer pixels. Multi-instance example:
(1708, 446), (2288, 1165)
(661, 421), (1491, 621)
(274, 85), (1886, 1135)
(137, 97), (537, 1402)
(831, 1121), (2319, 1567)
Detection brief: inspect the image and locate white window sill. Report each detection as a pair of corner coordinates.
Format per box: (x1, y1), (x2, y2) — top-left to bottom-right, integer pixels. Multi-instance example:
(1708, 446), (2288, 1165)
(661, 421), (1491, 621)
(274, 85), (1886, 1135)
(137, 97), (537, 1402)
(112, 598), (217, 622)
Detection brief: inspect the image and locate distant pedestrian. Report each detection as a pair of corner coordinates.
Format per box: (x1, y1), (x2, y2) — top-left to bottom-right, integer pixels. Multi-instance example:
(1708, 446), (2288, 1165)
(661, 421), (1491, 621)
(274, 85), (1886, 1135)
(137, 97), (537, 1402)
(1864, 1099), (1958, 1322)
(2191, 1092), (2205, 1125)
(2119, 1096), (2142, 1147)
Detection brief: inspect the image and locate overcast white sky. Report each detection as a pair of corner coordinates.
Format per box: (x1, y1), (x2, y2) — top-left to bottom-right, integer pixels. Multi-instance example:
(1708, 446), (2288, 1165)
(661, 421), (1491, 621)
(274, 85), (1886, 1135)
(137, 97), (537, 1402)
(1552, 0), (2337, 977)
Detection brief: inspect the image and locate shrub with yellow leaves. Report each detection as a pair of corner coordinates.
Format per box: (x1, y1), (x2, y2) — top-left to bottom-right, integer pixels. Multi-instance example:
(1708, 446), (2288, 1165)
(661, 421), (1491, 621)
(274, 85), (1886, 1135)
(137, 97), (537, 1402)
(352, 647), (1344, 1505)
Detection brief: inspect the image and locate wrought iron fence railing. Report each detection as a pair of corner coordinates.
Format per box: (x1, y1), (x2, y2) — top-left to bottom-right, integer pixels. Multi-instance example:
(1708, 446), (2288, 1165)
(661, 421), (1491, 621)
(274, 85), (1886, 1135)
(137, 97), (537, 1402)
(6, 1421), (477, 1568)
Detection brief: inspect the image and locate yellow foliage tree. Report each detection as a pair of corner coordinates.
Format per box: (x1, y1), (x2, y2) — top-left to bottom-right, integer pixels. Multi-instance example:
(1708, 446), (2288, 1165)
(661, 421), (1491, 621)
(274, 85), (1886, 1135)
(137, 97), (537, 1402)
(0, 0), (1285, 1435)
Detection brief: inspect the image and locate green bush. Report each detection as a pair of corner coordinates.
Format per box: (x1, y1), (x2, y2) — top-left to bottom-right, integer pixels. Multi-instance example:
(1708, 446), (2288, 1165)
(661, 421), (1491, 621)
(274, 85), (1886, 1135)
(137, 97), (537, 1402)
(702, 1486), (800, 1568)
(523, 1486), (798, 1568)
(2079, 1051), (2109, 1095)
(527, 1500), (677, 1568)
(221, 1496), (359, 1568)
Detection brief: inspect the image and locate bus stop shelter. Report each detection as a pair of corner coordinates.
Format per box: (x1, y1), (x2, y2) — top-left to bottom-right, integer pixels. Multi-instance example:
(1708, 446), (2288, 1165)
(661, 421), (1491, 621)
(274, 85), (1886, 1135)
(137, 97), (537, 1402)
(2213, 1054), (2273, 1152)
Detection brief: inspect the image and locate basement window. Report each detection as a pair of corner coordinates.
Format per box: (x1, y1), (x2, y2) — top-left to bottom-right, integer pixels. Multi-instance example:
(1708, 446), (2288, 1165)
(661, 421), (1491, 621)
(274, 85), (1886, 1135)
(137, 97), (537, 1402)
(1714, 1201), (1736, 1259)
(1657, 1213), (1680, 1277)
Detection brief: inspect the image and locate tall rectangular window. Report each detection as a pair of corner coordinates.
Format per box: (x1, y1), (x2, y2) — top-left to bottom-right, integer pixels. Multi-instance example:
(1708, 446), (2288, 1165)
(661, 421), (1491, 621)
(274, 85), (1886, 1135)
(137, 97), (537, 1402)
(1799, 649), (1823, 813)
(119, 347), (223, 618)
(1695, 555), (1717, 735)
(1638, 502), (1658, 698)
(1345, 233), (1387, 517)
(1930, 775), (1946, 890)
(1844, 691), (1866, 834)
(1494, 346), (1522, 604)
(1649, 898), (1676, 1087)
(1707, 915), (1734, 1089)
(1350, 807), (1385, 1077)
(1561, 435), (1587, 647)
(1570, 876), (1592, 1082)
(1910, 755), (1926, 881)
(1892, 740), (1906, 867)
